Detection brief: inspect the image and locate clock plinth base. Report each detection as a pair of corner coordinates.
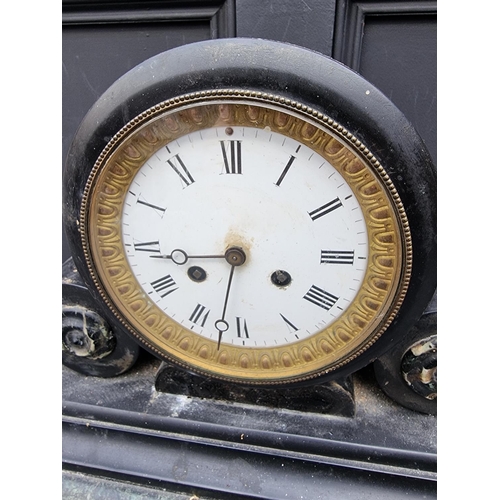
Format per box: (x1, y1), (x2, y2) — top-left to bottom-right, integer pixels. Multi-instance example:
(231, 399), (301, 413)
(63, 355), (436, 498)
(154, 362), (355, 417)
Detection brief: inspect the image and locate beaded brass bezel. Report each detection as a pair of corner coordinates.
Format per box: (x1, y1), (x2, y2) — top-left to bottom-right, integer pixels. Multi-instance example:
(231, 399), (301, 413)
(80, 90), (412, 385)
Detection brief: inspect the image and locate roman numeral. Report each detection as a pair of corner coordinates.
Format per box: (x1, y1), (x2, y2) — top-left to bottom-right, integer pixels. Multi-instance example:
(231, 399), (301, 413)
(236, 317), (250, 338)
(320, 250), (355, 265)
(133, 241), (161, 254)
(220, 140), (242, 174)
(275, 155), (296, 186)
(280, 313), (299, 333)
(189, 304), (210, 327)
(150, 274), (178, 298)
(303, 285), (339, 310)
(308, 198), (342, 221)
(132, 193), (166, 216)
(167, 154), (195, 187)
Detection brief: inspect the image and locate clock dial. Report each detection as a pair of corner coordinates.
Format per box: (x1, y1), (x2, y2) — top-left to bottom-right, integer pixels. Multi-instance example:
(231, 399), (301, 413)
(121, 124), (369, 348)
(83, 93), (410, 384)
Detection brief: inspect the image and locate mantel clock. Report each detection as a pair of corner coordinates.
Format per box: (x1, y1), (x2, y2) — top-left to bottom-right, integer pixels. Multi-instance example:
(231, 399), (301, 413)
(63, 39), (436, 387)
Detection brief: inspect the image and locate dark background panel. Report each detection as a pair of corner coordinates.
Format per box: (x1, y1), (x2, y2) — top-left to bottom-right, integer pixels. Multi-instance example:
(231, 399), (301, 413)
(62, 22), (211, 162)
(358, 14), (437, 164)
(332, 0), (437, 165)
(62, 22), (211, 261)
(62, 0), (437, 263)
(235, 0), (336, 55)
(62, 0), (237, 261)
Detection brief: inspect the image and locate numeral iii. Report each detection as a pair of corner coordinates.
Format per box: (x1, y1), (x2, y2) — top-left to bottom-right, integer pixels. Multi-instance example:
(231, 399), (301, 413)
(320, 250), (355, 265)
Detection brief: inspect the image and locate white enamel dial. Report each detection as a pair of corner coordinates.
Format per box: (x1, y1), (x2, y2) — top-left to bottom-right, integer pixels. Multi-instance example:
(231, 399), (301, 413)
(121, 125), (369, 348)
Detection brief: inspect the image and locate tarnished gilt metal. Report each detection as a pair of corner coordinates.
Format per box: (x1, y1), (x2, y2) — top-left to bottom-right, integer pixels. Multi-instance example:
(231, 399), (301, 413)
(79, 90), (412, 385)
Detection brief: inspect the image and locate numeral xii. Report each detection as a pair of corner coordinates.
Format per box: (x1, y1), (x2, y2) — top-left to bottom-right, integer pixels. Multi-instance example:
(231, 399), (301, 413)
(220, 140), (242, 174)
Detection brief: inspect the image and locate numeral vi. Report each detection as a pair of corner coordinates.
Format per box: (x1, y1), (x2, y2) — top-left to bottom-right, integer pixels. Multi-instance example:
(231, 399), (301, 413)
(236, 317), (250, 338)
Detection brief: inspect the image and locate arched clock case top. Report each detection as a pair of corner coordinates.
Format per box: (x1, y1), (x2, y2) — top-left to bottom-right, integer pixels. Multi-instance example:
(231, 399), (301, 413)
(63, 38), (436, 387)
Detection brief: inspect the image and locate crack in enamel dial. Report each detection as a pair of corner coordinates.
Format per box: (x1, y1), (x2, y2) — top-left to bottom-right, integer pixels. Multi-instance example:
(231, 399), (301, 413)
(81, 90), (411, 385)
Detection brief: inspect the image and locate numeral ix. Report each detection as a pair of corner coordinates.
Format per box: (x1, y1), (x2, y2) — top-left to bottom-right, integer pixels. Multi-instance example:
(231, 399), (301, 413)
(134, 241), (161, 254)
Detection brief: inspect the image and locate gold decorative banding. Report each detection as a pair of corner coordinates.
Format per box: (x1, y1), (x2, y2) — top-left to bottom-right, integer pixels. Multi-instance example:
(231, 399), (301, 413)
(80, 90), (412, 385)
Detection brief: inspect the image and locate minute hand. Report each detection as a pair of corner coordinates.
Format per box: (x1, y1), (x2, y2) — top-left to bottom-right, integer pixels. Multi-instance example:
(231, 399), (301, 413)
(215, 264), (236, 349)
(213, 247), (247, 349)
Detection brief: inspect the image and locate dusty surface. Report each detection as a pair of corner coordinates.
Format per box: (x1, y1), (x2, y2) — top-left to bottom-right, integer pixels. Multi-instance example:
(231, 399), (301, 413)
(62, 351), (436, 453)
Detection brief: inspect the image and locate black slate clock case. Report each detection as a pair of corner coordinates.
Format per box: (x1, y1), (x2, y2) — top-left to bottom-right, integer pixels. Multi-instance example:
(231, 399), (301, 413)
(63, 38), (436, 383)
(62, 38), (437, 498)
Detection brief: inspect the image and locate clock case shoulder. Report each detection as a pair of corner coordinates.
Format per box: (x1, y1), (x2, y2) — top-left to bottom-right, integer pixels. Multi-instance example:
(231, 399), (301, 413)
(63, 38), (436, 384)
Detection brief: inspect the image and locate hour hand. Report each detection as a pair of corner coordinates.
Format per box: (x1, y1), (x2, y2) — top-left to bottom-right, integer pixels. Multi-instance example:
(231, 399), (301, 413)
(150, 248), (225, 265)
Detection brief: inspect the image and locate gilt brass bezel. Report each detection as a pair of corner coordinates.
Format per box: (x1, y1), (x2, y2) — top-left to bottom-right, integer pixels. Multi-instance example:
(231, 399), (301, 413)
(80, 90), (412, 385)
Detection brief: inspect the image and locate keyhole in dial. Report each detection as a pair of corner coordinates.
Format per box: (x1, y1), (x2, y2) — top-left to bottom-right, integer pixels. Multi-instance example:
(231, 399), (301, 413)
(271, 270), (292, 287)
(188, 266), (207, 282)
